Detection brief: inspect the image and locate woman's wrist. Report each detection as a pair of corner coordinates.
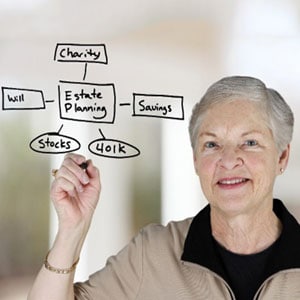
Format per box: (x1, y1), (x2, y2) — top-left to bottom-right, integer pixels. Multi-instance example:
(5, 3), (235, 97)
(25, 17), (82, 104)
(44, 251), (80, 274)
(47, 224), (88, 269)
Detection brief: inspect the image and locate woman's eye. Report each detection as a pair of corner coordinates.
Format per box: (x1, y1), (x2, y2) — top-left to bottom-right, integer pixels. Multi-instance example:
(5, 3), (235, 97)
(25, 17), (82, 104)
(244, 139), (258, 147)
(204, 141), (218, 149)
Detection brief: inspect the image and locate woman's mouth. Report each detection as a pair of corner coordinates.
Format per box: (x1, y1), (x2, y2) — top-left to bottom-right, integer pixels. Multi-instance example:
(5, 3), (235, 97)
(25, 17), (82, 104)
(217, 178), (249, 189)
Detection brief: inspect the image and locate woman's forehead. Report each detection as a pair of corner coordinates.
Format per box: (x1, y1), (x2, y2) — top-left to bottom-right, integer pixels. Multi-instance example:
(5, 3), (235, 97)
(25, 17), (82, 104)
(198, 100), (271, 135)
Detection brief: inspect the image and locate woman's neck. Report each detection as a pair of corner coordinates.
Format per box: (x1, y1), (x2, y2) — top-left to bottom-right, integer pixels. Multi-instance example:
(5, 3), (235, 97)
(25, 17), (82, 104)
(211, 208), (282, 254)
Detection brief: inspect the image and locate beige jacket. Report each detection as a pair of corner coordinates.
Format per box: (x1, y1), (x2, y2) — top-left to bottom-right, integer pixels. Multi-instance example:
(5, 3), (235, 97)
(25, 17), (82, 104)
(74, 200), (300, 299)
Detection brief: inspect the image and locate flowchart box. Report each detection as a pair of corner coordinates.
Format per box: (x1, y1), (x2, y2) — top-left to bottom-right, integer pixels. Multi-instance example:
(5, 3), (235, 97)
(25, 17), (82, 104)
(133, 93), (184, 120)
(58, 80), (116, 123)
(54, 43), (108, 64)
(2, 87), (45, 110)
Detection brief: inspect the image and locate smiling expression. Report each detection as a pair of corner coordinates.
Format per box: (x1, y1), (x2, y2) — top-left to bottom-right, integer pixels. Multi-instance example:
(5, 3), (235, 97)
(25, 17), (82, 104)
(193, 99), (289, 217)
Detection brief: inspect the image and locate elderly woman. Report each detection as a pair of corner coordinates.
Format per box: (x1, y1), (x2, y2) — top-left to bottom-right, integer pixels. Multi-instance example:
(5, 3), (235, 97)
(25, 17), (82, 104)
(28, 76), (300, 300)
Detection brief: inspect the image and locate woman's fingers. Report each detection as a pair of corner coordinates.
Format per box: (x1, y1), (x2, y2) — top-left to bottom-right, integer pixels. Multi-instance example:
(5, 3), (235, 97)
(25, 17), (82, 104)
(51, 175), (78, 199)
(85, 160), (101, 187)
(61, 155), (90, 185)
(51, 154), (101, 202)
(56, 165), (85, 193)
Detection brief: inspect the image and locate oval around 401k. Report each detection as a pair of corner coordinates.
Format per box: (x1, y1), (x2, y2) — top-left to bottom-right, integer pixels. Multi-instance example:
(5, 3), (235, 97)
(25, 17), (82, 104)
(88, 139), (140, 159)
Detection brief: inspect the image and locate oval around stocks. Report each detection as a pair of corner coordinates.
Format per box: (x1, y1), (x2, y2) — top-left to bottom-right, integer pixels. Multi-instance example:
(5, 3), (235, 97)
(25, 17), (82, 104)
(30, 132), (81, 154)
(88, 138), (140, 159)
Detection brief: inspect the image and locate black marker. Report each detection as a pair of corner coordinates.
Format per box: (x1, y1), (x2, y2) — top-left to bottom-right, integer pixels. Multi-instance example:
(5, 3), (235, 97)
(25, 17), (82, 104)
(79, 161), (88, 170)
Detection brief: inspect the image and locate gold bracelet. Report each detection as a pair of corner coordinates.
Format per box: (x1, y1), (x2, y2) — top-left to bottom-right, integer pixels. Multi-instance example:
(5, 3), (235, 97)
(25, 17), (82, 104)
(44, 251), (80, 274)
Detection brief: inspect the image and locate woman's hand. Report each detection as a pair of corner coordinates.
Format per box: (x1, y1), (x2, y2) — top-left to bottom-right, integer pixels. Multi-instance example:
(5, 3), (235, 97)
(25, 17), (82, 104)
(50, 153), (101, 233)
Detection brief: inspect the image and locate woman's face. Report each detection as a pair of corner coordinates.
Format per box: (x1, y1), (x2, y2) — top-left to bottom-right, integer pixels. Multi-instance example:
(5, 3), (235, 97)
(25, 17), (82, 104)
(193, 99), (289, 217)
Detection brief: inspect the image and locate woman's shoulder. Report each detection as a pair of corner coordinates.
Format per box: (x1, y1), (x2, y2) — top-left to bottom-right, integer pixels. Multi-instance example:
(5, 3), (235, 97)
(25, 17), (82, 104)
(141, 217), (193, 237)
(138, 217), (193, 254)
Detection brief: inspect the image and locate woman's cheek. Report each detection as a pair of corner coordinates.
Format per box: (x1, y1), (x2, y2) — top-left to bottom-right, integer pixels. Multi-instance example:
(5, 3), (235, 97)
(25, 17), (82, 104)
(198, 155), (217, 177)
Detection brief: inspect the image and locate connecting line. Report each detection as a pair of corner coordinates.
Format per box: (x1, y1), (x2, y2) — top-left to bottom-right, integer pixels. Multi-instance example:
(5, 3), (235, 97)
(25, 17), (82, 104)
(57, 124), (64, 134)
(98, 128), (106, 139)
(83, 63), (88, 81)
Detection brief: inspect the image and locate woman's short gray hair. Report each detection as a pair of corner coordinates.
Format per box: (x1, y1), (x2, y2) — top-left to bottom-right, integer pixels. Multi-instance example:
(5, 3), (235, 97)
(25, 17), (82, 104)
(189, 76), (294, 154)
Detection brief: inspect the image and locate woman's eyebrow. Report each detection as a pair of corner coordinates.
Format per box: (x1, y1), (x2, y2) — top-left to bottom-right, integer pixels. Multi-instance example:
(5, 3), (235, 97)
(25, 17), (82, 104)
(198, 132), (217, 138)
(241, 130), (264, 137)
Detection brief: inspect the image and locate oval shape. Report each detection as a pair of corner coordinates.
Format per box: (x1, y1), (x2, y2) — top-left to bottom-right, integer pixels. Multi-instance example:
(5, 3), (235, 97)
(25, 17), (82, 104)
(29, 132), (81, 154)
(88, 138), (140, 159)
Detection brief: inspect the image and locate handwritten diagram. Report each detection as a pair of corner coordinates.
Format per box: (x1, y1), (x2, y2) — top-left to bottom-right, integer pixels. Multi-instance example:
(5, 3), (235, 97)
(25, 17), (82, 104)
(58, 80), (116, 123)
(1, 43), (184, 159)
(29, 125), (81, 154)
(2, 87), (48, 110)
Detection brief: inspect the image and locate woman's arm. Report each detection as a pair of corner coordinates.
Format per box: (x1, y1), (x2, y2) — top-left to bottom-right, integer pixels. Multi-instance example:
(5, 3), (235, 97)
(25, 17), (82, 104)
(28, 153), (101, 300)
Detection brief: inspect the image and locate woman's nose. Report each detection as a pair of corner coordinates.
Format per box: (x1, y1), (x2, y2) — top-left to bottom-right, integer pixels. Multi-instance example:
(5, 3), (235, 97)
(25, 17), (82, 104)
(218, 146), (243, 170)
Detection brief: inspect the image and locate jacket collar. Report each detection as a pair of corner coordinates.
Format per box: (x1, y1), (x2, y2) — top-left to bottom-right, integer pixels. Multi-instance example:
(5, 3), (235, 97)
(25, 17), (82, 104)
(181, 199), (300, 280)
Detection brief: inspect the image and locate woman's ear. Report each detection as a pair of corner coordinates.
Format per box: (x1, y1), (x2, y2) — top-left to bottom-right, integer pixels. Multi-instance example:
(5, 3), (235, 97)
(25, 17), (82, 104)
(278, 144), (290, 174)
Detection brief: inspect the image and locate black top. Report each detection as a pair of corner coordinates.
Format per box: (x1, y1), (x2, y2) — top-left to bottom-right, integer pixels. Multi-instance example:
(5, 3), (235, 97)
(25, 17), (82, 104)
(215, 238), (278, 300)
(181, 199), (300, 299)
